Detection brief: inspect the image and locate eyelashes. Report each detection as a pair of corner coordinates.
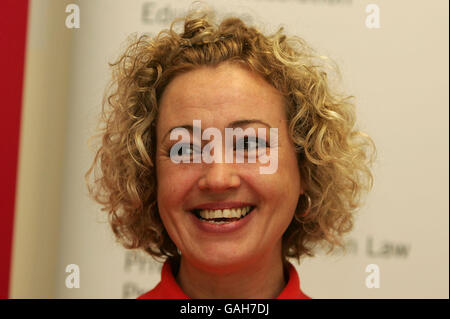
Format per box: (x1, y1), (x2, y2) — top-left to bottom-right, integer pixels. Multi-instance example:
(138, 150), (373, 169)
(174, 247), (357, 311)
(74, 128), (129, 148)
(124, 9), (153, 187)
(233, 136), (268, 151)
(173, 143), (201, 157)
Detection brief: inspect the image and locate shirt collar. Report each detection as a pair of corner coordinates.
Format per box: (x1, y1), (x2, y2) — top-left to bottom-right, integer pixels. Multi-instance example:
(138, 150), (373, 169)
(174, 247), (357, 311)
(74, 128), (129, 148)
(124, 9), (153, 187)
(139, 259), (310, 299)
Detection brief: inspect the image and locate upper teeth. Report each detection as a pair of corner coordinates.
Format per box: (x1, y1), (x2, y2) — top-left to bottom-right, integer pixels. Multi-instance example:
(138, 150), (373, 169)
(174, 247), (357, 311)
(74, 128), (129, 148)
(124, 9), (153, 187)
(198, 206), (252, 219)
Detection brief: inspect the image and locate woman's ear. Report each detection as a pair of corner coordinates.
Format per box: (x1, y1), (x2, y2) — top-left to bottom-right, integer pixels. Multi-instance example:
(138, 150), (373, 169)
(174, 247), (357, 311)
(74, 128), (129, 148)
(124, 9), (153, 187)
(299, 183), (305, 196)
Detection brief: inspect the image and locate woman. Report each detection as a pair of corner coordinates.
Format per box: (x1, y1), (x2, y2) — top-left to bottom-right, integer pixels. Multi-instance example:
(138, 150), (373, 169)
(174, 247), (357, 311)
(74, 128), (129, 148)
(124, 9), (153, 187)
(86, 8), (376, 299)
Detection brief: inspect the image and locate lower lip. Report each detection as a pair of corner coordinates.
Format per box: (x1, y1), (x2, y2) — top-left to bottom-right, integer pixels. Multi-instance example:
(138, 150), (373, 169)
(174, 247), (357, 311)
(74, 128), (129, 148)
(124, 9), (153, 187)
(189, 208), (255, 234)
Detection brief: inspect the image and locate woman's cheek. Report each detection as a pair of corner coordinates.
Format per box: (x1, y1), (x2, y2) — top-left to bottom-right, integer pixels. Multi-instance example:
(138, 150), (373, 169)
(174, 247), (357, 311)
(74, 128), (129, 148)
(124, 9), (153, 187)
(158, 164), (196, 201)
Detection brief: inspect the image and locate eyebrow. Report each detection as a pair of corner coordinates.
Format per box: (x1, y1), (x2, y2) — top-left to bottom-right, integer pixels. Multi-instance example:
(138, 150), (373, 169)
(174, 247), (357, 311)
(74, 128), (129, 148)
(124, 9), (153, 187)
(228, 119), (272, 129)
(163, 124), (194, 143)
(162, 119), (272, 142)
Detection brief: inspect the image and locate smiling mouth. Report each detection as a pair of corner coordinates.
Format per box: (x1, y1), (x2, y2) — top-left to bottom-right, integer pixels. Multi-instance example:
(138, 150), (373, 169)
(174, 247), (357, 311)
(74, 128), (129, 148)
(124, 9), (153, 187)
(191, 206), (256, 224)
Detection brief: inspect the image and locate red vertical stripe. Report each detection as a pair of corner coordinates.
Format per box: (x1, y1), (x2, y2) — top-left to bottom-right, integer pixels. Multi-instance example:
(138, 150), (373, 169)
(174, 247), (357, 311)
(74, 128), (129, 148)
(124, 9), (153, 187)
(0, 0), (29, 299)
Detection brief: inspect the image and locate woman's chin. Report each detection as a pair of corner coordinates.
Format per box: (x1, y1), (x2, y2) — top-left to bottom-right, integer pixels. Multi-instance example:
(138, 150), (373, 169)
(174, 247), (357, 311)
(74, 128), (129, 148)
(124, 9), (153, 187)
(185, 248), (258, 274)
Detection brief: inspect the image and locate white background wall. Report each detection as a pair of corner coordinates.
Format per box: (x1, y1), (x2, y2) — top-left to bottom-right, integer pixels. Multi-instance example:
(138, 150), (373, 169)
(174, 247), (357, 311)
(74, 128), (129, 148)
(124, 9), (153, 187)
(13, 0), (449, 298)
(10, 0), (73, 298)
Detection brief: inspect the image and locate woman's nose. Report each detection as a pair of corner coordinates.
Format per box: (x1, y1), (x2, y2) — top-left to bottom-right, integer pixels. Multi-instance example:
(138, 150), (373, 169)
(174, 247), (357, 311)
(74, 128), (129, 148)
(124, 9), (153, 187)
(198, 162), (241, 191)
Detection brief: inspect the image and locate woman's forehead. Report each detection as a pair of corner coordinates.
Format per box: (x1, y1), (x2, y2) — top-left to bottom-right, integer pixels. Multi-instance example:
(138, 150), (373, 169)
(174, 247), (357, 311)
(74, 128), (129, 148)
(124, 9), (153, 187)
(157, 64), (285, 127)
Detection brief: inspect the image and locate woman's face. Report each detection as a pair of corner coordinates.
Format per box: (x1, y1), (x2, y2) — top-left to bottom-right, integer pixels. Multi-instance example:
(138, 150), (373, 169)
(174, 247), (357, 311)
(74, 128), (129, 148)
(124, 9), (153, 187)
(156, 62), (303, 272)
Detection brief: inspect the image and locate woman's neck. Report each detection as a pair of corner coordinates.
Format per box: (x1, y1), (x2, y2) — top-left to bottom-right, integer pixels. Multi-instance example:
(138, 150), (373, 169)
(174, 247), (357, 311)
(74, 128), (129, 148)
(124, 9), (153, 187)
(175, 244), (287, 299)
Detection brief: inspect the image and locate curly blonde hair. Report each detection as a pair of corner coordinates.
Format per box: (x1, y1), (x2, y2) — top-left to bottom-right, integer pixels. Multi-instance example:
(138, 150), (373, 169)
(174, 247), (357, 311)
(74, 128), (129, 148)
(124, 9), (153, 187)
(86, 8), (376, 264)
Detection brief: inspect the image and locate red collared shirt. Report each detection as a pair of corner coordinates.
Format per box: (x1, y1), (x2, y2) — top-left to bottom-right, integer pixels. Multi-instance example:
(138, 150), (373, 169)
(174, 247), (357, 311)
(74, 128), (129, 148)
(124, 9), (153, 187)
(138, 260), (310, 299)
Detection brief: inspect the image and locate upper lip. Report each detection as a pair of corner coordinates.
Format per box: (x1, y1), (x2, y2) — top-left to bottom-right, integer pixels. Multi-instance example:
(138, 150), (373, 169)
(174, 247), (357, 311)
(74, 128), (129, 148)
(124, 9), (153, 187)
(190, 201), (255, 211)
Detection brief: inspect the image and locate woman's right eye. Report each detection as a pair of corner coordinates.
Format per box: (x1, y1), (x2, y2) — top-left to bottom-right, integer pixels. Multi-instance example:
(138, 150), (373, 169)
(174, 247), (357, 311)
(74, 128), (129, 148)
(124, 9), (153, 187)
(177, 144), (200, 157)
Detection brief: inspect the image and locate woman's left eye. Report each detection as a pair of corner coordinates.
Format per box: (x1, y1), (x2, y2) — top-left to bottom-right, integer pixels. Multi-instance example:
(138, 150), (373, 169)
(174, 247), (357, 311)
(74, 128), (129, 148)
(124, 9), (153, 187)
(235, 137), (267, 151)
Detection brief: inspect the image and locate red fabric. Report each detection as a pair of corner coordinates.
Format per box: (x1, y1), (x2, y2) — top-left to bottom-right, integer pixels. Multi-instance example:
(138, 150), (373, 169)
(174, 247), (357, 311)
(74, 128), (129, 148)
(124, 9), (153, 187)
(138, 260), (310, 299)
(0, 0), (29, 299)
